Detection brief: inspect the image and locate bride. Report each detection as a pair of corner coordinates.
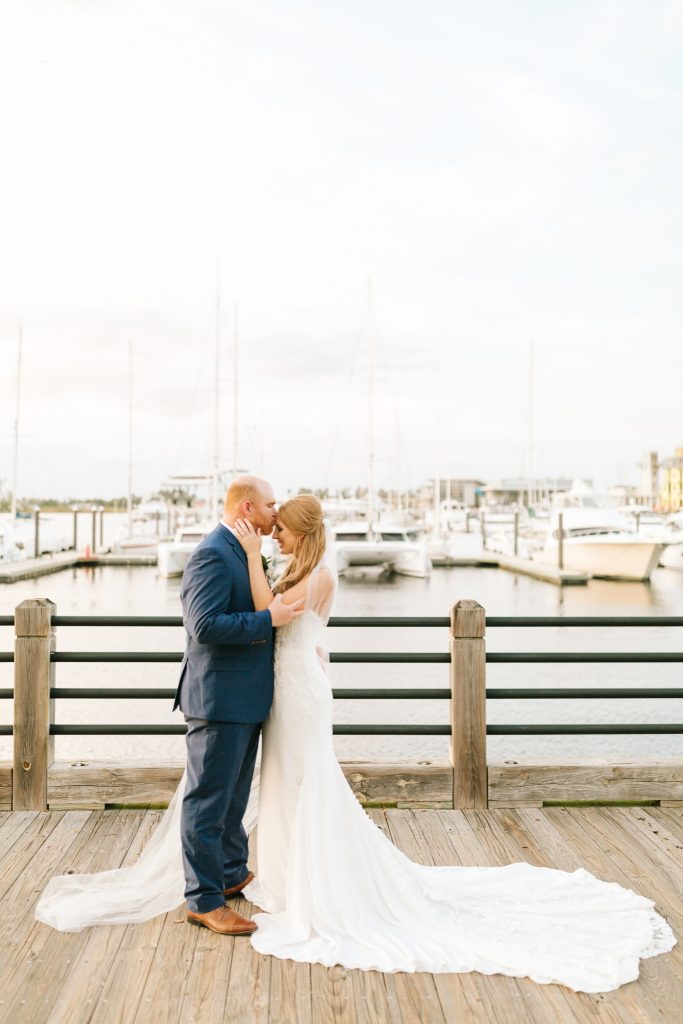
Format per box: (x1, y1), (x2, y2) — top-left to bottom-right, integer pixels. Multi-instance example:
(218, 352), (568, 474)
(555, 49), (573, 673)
(35, 494), (675, 992)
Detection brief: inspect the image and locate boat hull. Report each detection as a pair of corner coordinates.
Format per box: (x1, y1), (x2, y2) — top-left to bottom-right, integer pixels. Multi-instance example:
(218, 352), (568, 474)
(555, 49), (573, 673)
(542, 539), (664, 581)
(157, 542), (197, 578)
(335, 541), (431, 578)
(659, 542), (683, 571)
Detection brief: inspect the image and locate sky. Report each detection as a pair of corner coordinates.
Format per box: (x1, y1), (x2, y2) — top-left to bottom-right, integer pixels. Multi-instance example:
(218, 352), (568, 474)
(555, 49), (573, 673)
(0, 0), (682, 501)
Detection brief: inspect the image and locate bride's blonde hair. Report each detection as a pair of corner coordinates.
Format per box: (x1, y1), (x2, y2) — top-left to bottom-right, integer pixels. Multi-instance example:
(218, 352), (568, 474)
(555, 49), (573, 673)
(274, 494), (326, 593)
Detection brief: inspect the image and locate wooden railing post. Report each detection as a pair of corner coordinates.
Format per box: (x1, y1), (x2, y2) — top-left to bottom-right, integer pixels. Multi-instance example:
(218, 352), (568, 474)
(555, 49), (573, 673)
(13, 599), (56, 810)
(450, 599), (487, 809)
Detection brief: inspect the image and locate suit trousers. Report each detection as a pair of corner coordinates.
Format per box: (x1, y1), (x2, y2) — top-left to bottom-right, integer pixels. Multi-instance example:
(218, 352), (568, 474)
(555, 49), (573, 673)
(181, 716), (261, 914)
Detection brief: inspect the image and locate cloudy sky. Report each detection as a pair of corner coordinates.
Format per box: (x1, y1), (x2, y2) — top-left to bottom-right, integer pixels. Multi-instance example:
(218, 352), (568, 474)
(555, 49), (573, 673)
(1, 0), (682, 501)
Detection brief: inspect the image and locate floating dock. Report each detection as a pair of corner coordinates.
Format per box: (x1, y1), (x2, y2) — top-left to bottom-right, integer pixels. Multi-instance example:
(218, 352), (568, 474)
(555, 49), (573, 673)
(432, 551), (590, 585)
(0, 550), (586, 586)
(0, 552), (157, 584)
(493, 552), (590, 585)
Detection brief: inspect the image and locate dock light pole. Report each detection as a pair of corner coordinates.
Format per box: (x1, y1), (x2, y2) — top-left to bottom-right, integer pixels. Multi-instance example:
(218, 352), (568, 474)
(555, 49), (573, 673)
(91, 505), (97, 555)
(33, 506), (40, 558)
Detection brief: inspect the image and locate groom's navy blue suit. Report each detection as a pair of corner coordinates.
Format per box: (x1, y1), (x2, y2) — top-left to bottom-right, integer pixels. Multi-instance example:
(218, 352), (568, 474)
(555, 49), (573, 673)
(174, 523), (274, 914)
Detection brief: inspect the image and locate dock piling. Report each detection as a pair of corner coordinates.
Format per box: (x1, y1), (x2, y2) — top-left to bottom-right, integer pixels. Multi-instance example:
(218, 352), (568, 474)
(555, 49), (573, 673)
(33, 506), (40, 558)
(450, 599), (487, 809)
(558, 511), (564, 570)
(13, 598), (56, 811)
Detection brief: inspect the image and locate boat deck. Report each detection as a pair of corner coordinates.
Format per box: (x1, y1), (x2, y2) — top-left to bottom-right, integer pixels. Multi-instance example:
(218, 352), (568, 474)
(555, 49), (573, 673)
(0, 805), (680, 1023)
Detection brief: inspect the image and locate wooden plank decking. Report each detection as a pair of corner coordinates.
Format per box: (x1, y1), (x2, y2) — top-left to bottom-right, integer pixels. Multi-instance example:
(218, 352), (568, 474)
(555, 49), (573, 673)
(0, 806), (680, 1023)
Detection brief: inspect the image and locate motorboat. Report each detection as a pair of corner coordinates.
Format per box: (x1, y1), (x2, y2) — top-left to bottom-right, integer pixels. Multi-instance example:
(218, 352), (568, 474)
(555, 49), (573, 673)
(540, 508), (665, 581)
(334, 521), (432, 578)
(114, 533), (161, 557)
(112, 503), (171, 557)
(158, 523), (281, 578)
(660, 542), (683, 571)
(157, 523), (214, 578)
(622, 508), (683, 571)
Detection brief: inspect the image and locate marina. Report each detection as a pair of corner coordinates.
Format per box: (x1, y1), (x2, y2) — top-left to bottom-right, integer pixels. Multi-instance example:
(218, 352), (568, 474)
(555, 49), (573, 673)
(2, 554), (683, 768)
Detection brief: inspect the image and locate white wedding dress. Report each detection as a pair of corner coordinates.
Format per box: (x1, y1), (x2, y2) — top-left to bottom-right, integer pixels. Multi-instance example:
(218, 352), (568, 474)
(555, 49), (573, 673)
(35, 564), (675, 993)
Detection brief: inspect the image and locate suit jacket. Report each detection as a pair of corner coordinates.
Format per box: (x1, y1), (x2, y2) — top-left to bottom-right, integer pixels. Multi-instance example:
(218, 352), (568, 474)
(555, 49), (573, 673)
(173, 523), (274, 723)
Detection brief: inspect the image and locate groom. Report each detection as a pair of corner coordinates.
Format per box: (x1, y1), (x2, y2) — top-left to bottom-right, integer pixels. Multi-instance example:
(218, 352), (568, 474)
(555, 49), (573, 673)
(174, 475), (303, 935)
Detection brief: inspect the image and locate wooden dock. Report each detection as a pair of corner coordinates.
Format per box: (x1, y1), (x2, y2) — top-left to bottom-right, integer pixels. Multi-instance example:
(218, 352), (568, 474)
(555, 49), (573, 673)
(0, 804), (680, 1023)
(0, 552), (157, 583)
(494, 552), (591, 586)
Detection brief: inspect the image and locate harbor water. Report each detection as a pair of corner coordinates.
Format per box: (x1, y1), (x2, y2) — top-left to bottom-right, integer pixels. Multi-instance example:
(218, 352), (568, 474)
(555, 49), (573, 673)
(1, 515), (682, 766)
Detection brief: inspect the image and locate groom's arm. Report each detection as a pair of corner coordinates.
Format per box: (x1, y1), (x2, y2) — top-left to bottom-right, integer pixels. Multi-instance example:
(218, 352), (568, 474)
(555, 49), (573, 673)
(182, 547), (272, 645)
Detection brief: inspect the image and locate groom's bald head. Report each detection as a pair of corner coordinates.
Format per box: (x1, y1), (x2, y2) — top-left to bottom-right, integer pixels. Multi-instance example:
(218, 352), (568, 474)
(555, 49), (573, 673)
(224, 475), (277, 534)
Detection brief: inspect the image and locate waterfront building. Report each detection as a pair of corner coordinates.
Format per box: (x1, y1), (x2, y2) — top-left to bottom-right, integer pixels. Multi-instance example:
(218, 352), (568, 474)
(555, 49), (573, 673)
(658, 447), (683, 513)
(482, 477), (575, 508)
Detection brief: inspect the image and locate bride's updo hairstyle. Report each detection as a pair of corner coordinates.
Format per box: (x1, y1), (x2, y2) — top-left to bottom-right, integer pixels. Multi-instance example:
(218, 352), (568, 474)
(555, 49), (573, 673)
(274, 494), (326, 593)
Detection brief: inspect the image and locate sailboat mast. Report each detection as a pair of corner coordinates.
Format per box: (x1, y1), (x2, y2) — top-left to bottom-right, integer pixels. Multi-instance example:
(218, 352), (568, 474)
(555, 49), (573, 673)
(233, 303), (238, 475)
(435, 367), (442, 535)
(527, 341), (534, 509)
(212, 259), (221, 518)
(367, 277), (376, 530)
(11, 326), (22, 521)
(127, 342), (133, 538)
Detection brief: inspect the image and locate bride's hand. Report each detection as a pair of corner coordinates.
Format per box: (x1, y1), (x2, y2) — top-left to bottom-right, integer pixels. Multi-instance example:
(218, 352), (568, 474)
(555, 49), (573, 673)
(233, 519), (263, 558)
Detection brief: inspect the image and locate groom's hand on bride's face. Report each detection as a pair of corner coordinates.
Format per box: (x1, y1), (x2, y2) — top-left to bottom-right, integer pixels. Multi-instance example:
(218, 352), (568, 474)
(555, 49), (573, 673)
(268, 594), (306, 628)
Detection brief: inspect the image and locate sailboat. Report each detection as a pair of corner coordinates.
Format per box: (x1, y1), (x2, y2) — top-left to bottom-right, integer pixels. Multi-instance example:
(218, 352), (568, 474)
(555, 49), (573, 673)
(0, 327), (72, 559)
(333, 281), (431, 579)
(112, 344), (166, 557)
(157, 267), (264, 578)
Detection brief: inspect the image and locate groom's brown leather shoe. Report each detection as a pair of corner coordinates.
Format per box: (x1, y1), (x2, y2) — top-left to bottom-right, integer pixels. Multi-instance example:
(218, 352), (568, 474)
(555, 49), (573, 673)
(186, 905), (257, 935)
(224, 871), (255, 898)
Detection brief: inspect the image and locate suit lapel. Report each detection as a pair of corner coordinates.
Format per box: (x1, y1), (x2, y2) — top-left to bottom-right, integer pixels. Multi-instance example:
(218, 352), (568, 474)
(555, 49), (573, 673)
(216, 522), (249, 570)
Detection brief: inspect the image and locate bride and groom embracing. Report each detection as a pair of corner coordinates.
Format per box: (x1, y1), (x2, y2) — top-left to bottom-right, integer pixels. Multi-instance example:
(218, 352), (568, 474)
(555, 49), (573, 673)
(36, 476), (675, 992)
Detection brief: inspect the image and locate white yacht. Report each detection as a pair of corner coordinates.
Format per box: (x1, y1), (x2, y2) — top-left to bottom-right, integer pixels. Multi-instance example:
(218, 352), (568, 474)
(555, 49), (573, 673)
(157, 523), (214, 578)
(334, 521), (432, 578)
(623, 508), (683, 572)
(158, 523), (281, 579)
(540, 508), (664, 581)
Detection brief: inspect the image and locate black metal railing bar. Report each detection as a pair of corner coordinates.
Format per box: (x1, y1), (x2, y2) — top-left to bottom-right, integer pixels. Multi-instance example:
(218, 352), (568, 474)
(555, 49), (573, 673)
(2, 686), (683, 701)
(3, 614), (683, 628)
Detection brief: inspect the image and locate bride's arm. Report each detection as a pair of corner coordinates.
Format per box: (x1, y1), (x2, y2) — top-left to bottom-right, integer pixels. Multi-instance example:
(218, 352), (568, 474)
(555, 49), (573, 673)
(233, 519), (274, 611)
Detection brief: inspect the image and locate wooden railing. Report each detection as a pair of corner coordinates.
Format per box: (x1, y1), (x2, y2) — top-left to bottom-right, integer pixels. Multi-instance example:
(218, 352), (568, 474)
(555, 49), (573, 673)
(1, 599), (682, 811)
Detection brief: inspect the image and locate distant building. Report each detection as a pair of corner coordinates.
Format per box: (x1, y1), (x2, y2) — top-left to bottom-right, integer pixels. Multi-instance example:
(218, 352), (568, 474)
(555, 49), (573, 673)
(658, 447), (683, 512)
(419, 479), (486, 508)
(607, 484), (641, 506)
(482, 478), (575, 507)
